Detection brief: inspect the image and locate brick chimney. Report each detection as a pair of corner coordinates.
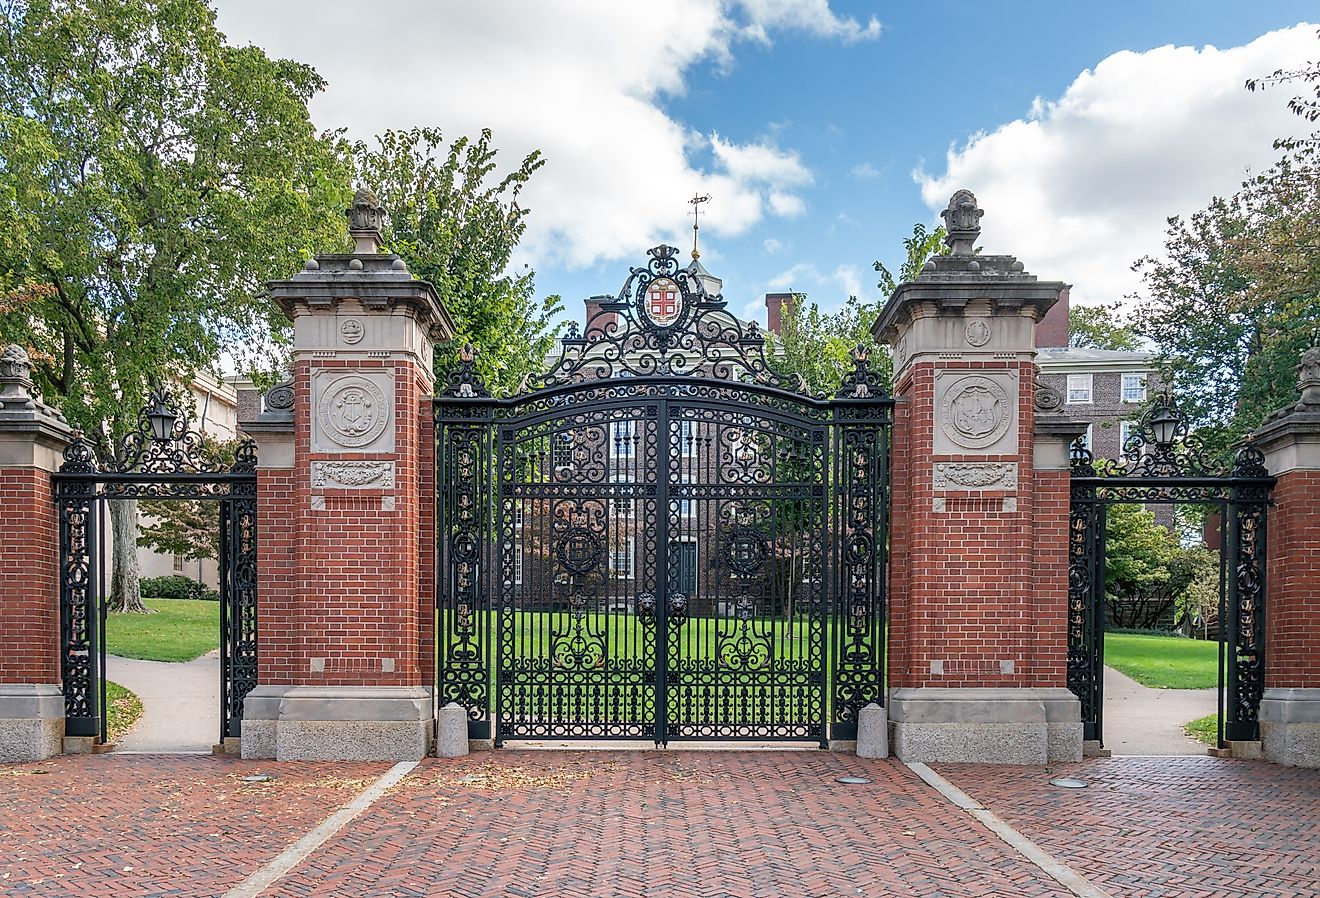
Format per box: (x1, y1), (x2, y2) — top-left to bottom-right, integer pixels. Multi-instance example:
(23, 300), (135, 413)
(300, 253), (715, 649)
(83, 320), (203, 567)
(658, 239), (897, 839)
(765, 292), (794, 335)
(584, 295), (618, 337)
(1035, 284), (1070, 348)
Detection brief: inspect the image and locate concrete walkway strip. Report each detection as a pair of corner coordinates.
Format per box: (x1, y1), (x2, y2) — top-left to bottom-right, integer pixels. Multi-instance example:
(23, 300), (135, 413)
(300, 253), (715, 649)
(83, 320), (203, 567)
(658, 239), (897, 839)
(221, 760), (419, 898)
(906, 762), (1113, 898)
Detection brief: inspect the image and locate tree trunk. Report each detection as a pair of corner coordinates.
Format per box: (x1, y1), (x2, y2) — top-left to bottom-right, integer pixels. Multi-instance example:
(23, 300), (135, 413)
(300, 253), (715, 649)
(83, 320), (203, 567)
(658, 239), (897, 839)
(109, 499), (148, 613)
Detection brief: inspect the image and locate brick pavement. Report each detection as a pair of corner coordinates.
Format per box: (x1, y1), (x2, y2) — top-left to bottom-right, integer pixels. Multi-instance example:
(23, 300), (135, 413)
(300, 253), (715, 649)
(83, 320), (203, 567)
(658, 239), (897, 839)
(2, 752), (1317, 898)
(0, 754), (390, 897)
(937, 756), (1320, 898)
(265, 752), (1070, 898)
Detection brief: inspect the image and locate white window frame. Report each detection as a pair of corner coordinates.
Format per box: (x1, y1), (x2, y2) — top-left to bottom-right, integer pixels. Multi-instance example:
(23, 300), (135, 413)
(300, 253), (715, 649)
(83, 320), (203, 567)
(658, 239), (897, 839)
(1079, 423), (1093, 451)
(609, 536), (635, 580)
(1066, 373), (1092, 404)
(1119, 420), (1136, 448)
(1121, 373), (1147, 403)
(610, 497), (634, 519)
(513, 545), (524, 586)
(173, 553), (186, 573)
(611, 419), (635, 459)
(514, 503), (524, 529)
(552, 432), (574, 473)
(679, 420), (696, 458)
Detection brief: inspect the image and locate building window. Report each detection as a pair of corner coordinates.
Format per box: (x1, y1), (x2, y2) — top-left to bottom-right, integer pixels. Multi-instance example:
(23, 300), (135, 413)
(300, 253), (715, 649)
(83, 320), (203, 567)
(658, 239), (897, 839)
(679, 420), (696, 457)
(552, 432), (574, 472)
(1122, 373), (1147, 403)
(513, 545), (524, 586)
(610, 537), (635, 580)
(1066, 374), (1092, 404)
(173, 553), (185, 573)
(1120, 420), (1136, 449)
(610, 498), (634, 519)
(678, 498), (694, 519)
(1078, 424), (1093, 450)
(612, 420), (635, 458)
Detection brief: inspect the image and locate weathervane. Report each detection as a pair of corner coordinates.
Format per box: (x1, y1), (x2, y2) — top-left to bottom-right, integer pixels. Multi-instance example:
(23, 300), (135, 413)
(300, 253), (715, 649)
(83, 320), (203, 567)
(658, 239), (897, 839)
(688, 192), (712, 259)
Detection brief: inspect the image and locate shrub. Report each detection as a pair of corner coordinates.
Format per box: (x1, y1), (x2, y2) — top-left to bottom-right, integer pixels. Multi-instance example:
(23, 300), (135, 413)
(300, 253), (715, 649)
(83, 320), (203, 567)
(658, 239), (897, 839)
(140, 574), (220, 602)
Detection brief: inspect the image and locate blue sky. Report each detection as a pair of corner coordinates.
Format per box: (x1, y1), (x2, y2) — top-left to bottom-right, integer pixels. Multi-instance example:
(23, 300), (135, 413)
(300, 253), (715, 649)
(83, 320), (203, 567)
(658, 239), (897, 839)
(214, 2), (1316, 327)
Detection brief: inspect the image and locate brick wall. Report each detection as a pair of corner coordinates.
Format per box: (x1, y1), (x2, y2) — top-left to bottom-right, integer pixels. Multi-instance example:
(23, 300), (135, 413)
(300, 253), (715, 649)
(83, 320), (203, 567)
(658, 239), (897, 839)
(266, 356), (428, 687)
(1038, 370), (1153, 459)
(0, 467), (60, 683)
(1265, 470), (1320, 689)
(887, 360), (1066, 689)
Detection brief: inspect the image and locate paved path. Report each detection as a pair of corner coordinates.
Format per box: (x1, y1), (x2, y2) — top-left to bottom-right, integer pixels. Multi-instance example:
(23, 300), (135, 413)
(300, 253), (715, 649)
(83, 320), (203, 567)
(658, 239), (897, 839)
(1102, 665), (1217, 755)
(106, 652), (220, 751)
(1, 752), (1316, 898)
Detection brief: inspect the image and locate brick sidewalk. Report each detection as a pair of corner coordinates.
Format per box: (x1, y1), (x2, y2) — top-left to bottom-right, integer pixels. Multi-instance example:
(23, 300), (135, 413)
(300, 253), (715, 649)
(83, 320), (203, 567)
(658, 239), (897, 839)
(1, 752), (1317, 897)
(264, 752), (1070, 898)
(936, 756), (1320, 898)
(0, 755), (391, 897)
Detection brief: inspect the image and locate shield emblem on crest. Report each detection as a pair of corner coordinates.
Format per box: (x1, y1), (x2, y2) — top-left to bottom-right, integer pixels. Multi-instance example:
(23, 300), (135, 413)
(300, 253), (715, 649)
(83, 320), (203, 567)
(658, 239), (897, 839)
(645, 277), (681, 326)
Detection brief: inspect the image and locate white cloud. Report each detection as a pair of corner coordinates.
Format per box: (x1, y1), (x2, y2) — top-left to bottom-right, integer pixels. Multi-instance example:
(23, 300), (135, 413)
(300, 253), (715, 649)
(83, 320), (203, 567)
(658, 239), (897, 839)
(916, 24), (1317, 307)
(768, 190), (807, 217)
(765, 261), (864, 301)
(763, 237), (784, 254)
(736, 0), (881, 44)
(212, 0), (870, 272)
(850, 162), (881, 179)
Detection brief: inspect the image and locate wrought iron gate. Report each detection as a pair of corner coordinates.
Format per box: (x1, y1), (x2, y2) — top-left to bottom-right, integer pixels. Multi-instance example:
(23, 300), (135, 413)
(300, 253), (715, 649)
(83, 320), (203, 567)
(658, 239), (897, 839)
(436, 246), (891, 746)
(53, 390), (257, 743)
(1067, 391), (1273, 746)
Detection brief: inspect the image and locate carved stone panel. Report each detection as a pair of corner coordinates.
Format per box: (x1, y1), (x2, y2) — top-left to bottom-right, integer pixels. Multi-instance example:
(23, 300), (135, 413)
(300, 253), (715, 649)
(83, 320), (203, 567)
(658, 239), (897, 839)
(932, 462), (1017, 491)
(933, 370), (1019, 455)
(311, 460), (396, 490)
(310, 370), (395, 453)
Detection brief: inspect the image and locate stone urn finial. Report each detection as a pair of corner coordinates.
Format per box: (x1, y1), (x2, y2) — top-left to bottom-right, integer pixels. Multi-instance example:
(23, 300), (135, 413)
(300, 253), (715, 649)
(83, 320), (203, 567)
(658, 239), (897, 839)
(0, 343), (36, 410)
(346, 186), (386, 254)
(1297, 346), (1320, 408)
(941, 188), (983, 256)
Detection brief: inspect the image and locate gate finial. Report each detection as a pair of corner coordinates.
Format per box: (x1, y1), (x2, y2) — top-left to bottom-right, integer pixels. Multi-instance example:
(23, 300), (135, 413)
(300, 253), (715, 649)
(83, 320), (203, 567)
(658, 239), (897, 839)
(941, 189), (983, 256)
(347, 185), (386, 254)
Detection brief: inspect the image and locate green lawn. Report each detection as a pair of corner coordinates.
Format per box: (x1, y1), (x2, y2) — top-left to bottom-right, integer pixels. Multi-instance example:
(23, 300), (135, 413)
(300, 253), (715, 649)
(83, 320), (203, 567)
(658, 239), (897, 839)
(1184, 713), (1219, 745)
(105, 680), (143, 742)
(106, 598), (219, 662)
(1104, 631), (1219, 689)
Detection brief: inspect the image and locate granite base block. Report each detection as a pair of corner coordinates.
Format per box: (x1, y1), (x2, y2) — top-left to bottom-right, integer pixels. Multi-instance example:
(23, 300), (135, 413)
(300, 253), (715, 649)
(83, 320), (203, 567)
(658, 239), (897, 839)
(1260, 688), (1320, 768)
(0, 684), (64, 763)
(241, 685), (434, 761)
(888, 687), (1082, 764)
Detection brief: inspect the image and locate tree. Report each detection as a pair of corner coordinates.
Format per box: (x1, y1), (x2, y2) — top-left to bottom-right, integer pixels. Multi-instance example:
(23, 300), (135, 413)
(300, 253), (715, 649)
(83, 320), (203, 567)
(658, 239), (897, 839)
(1130, 160), (1320, 466)
(874, 222), (950, 294)
(1069, 302), (1141, 351)
(137, 435), (240, 563)
(1245, 27), (1320, 156)
(353, 128), (563, 397)
(0, 0), (352, 610)
(767, 293), (888, 396)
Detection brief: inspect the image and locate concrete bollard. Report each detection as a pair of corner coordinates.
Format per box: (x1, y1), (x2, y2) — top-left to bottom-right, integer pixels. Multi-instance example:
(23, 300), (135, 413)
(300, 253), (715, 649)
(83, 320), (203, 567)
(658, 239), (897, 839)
(856, 703), (889, 759)
(436, 702), (470, 758)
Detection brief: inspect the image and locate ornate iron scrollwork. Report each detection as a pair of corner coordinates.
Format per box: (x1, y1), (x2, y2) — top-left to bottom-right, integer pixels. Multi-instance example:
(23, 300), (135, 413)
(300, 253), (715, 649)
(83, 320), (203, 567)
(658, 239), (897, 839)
(1067, 389), (1275, 745)
(434, 246), (893, 746)
(54, 393), (258, 742)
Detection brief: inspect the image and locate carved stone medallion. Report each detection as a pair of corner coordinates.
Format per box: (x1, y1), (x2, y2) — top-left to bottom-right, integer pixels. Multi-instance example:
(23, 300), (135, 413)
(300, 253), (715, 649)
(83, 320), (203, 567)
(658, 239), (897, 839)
(932, 462), (1017, 491)
(940, 375), (1012, 450)
(317, 374), (390, 449)
(311, 460), (395, 489)
(340, 318), (365, 344)
(965, 319), (991, 347)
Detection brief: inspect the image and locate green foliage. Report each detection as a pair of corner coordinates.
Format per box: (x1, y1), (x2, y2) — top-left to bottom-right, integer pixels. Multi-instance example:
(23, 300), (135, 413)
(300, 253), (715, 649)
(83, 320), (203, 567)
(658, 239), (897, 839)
(1104, 503), (1175, 594)
(140, 574), (218, 602)
(105, 597), (218, 661)
(137, 434), (237, 563)
(0, 0), (353, 455)
(105, 680), (143, 742)
(1184, 713), (1219, 745)
(874, 222), (950, 294)
(353, 127), (562, 396)
(766, 293), (888, 396)
(1069, 302), (1142, 351)
(1103, 631), (1219, 689)
(1245, 27), (1320, 155)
